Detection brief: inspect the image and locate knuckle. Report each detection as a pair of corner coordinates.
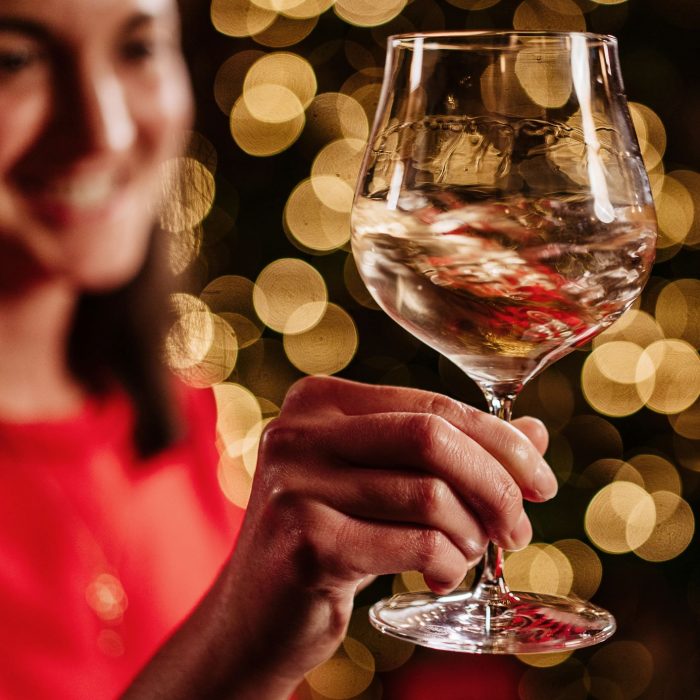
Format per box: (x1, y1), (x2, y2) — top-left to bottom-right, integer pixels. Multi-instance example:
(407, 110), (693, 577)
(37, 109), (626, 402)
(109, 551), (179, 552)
(411, 477), (448, 517)
(258, 419), (297, 458)
(409, 413), (443, 461)
(426, 392), (479, 427)
(282, 376), (319, 408)
(416, 529), (447, 568)
(493, 476), (523, 520)
(461, 534), (488, 562)
(425, 392), (454, 418)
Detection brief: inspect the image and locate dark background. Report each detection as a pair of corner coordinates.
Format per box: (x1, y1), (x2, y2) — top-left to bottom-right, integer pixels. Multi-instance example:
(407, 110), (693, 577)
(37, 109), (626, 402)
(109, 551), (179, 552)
(177, 1), (700, 697)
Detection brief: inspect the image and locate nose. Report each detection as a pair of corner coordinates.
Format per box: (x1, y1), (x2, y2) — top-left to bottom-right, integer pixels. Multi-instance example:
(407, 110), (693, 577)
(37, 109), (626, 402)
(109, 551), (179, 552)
(59, 61), (136, 160)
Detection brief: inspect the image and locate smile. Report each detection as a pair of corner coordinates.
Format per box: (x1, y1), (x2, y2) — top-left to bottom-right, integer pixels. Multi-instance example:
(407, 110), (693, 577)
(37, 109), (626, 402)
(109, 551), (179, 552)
(45, 174), (117, 209)
(21, 172), (132, 226)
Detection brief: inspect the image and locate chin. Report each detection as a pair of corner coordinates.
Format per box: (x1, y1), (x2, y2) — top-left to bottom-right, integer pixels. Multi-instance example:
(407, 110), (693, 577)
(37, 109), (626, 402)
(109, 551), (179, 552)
(68, 223), (156, 293)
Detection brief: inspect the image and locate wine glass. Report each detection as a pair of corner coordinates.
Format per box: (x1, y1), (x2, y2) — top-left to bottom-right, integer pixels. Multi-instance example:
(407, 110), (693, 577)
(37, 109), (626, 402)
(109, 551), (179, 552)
(350, 31), (657, 654)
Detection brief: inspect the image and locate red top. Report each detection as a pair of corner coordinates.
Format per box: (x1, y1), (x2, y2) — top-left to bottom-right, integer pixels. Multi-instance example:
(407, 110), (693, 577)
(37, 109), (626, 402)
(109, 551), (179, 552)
(0, 384), (244, 699)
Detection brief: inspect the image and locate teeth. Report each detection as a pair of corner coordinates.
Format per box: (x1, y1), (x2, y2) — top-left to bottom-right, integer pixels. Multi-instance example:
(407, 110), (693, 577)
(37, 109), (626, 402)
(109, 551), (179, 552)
(46, 174), (115, 209)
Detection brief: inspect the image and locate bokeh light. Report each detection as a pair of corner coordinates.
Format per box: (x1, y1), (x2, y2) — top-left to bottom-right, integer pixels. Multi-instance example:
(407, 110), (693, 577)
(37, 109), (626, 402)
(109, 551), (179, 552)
(305, 637), (376, 698)
(284, 179), (352, 253)
(191, 4), (700, 697)
(504, 544), (574, 597)
(334, 0), (408, 27)
(585, 481), (656, 554)
(159, 157), (216, 233)
(512, 0), (586, 31)
(211, 0), (277, 37)
(283, 303), (359, 374)
(253, 258), (328, 333)
(230, 95), (306, 156)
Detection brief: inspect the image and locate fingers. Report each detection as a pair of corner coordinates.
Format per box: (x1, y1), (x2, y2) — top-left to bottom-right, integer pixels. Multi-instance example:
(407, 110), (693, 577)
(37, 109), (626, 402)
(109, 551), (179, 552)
(283, 377), (557, 504)
(511, 416), (549, 456)
(324, 506), (474, 594)
(266, 412), (531, 551)
(295, 465), (489, 563)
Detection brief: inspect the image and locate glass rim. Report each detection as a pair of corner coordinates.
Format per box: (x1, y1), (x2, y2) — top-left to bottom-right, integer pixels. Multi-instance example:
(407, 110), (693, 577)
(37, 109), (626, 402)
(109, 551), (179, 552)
(389, 30), (617, 50)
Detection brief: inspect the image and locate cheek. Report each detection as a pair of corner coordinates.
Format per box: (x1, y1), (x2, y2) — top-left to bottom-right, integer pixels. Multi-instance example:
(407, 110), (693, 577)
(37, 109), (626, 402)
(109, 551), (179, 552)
(138, 63), (194, 164)
(0, 94), (48, 185)
(69, 216), (155, 291)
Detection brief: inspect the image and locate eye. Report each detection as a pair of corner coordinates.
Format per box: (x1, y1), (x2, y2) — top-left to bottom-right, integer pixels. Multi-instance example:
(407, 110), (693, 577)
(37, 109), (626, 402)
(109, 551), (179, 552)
(0, 48), (40, 75)
(121, 38), (155, 62)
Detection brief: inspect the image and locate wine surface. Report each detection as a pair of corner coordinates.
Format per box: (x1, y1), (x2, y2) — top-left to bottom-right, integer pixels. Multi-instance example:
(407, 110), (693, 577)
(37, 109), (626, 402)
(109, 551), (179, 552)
(352, 191), (656, 391)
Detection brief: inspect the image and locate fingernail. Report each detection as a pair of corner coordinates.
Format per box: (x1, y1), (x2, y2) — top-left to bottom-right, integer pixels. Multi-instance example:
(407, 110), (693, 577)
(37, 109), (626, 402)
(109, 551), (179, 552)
(534, 461), (558, 500)
(508, 511), (532, 551)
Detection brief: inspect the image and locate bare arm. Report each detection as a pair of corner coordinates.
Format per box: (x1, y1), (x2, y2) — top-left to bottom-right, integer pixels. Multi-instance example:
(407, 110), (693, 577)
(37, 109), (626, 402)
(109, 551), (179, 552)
(123, 376), (555, 699)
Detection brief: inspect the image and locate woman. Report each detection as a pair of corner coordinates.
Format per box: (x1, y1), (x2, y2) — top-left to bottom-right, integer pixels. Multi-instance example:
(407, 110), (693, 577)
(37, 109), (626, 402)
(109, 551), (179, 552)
(0, 0), (558, 697)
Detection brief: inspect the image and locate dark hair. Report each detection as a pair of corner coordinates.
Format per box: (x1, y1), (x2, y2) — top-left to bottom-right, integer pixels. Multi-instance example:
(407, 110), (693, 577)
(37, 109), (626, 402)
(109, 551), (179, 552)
(67, 228), (180, 458)
(66, 0), (214, 458)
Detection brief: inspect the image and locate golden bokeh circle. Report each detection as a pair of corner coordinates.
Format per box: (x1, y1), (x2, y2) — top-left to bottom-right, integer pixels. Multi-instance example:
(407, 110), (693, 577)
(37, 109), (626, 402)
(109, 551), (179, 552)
(159, 157), (216, 233)
(214, 50), (265, 115)
(514, 45), (572, 109)
(634, 491), (695, 562)
(655, 278), (700, 347)
(252, 13), (318, 47)
(166, 312), (238, 388)
(654, 175), (694, 247)
(504, 543), (574, 596)
(580, 458), (644, 491)
(669, 399), (700, 440)
(201, 275), (258, 315)
(305, 637), (375, 699)
(230, 95), (305, 157)
(213, 382), (263, 458)
(591, 340), (646, 384)
(312, 138), (367, 188)
(167, 225), (202, 276)
(217, 450), (253, 508)
(517, 650), (574, 668)
(553, 539), (603, 600)
(305, 92), (370, 147)
(243, 84), (305, 123)
(253, 258), (328, 334)
(211, 0), (277, 37)
(593, 309), (664, 349)
(581, 343), (653, 417)
(334, 0), (408, 27)
(283, 303), (359, 375)
(310, 174), (355, 213)
(640, 339), (700, 414)
(244, 51), (318, 109)
(284, 179), (352, 253)
(585, 481), (656, 554)
(279, 0), (336, 19)
(627, 453), (681, 495)
(629, 102), (667, 170)
(513, 0), (586, 31)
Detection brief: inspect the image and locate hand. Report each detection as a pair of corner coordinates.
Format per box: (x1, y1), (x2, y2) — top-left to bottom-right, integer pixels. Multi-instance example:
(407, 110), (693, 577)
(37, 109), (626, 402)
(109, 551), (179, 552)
(223, 376), (555, 695)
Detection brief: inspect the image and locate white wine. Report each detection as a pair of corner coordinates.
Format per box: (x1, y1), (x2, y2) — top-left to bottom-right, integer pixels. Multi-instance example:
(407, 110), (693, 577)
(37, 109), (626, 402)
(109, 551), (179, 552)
(352, 191), (656, 392)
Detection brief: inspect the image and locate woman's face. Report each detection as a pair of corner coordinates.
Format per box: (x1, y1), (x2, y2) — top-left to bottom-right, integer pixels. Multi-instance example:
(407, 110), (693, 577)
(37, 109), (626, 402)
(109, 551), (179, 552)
(0, 0), (193, 291)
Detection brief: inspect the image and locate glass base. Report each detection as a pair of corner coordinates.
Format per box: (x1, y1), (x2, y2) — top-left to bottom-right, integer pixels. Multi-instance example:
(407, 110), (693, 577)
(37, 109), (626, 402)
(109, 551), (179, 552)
(369, 585), (616, 654)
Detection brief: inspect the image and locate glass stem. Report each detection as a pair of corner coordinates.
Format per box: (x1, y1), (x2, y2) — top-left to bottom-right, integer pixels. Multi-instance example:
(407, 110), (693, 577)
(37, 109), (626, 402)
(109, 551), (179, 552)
(471, 388), (517, 599)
